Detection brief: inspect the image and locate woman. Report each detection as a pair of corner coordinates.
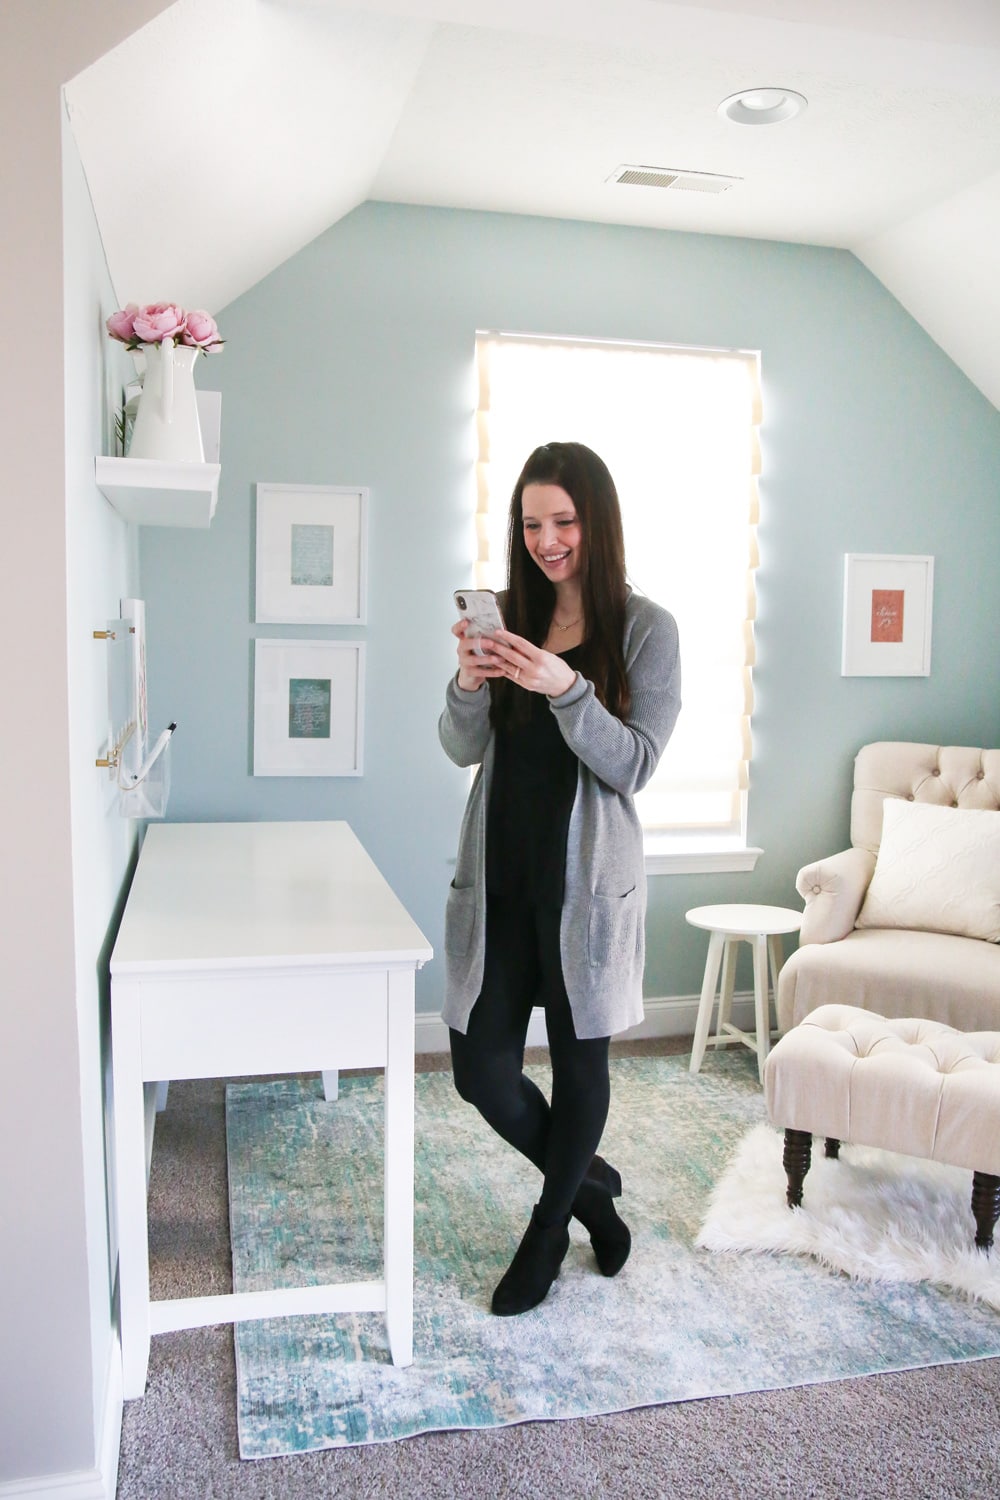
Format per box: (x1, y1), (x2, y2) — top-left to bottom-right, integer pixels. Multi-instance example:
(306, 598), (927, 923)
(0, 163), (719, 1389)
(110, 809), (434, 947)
(439, 441), (681, 1316)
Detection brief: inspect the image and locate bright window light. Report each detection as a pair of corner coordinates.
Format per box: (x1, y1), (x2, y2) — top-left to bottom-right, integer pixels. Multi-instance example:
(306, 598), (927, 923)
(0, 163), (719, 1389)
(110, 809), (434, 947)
(475, 332), (761, 842)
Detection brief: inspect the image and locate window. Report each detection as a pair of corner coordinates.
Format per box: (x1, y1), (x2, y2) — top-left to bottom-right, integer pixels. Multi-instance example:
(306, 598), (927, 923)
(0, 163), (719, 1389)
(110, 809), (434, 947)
(475, 331), (762, 871)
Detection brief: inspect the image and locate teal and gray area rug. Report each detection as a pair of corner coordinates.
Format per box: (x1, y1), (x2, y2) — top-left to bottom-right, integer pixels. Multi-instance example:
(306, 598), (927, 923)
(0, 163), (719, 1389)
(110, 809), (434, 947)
(226, 1055), (1000, 1459)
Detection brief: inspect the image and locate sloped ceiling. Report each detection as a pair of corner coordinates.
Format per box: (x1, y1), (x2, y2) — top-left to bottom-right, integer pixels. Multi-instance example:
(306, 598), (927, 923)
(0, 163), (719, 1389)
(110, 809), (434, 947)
(66, 0), (1000, 409)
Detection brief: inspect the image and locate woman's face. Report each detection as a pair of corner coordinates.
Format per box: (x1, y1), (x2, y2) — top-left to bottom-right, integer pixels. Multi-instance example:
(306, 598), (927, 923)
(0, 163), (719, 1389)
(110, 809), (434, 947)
(521, 483), (584, 585)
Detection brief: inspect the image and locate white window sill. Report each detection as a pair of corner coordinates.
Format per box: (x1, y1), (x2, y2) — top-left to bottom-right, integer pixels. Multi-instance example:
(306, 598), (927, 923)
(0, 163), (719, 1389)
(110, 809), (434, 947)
(447, 840), (763, 877)
(643, 837), (763, 875)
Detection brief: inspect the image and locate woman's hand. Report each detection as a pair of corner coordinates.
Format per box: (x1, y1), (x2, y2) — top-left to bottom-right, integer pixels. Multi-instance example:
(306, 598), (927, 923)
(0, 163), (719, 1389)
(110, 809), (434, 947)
(452, 619), (505, 691)
(480, 628), (578, 698)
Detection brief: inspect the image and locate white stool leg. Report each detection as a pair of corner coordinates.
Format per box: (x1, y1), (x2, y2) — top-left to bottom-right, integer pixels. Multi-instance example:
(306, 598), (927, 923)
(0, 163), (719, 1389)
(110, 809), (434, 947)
(752, 934), (770, 1082)
(715, 937), (739, 1044)
(767, 934), (784, 1039)
(690, 929), (725, 1074)
(321, 1069), (339, 1102)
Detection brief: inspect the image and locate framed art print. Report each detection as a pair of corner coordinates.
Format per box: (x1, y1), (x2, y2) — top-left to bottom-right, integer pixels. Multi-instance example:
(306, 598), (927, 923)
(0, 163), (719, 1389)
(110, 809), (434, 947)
(255, 483), (368, 624)
(253, 638), (364, 776)
(841, 553), (934, 676)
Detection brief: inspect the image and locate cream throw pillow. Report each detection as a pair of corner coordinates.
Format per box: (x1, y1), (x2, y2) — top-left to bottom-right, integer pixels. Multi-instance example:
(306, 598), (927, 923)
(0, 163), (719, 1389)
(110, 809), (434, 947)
(855, 798), (1000, 942)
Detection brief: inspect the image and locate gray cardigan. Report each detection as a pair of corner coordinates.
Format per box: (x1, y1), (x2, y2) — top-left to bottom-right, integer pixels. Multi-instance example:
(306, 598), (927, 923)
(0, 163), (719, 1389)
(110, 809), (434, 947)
(439, 591), (681, 1040)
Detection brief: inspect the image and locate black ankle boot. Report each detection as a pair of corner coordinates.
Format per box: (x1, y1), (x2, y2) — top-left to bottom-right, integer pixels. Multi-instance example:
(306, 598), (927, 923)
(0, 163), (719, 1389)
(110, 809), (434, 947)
(586, 1154), (623, 1199)
(491, 1206), (571, 1316)
(572, 1173), (632, 1278)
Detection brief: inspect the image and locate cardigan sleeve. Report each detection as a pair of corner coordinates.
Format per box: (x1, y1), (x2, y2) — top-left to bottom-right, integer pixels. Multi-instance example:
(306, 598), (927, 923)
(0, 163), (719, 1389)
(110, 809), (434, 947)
(547, 598), (680, 796)
(438, 674), (493, 768)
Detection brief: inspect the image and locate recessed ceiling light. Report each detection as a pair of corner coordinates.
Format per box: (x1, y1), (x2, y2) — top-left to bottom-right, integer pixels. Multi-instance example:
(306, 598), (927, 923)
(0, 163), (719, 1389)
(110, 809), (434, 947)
(718, 88), (808, 126)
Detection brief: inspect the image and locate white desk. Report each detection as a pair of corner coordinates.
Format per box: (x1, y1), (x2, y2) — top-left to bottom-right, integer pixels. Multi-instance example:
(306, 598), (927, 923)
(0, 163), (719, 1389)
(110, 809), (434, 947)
(110, 821), (432, 1400)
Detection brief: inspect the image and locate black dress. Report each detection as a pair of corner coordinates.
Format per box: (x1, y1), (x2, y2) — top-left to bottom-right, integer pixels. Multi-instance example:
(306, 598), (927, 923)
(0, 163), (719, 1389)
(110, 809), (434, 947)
(485, 646), (583, 912)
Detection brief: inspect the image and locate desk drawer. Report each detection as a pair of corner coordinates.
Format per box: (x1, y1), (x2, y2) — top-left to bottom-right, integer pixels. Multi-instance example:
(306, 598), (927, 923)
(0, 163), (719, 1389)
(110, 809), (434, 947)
(130, 969), (394, 1079)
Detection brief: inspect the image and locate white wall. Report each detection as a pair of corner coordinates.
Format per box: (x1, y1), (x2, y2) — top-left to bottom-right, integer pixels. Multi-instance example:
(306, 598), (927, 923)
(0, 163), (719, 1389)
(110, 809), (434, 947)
(0, 26), (88, 1481)
(62, 100), (141, 1464)
(857, 169), (1000, 414)
(0, 2), (174, 1489)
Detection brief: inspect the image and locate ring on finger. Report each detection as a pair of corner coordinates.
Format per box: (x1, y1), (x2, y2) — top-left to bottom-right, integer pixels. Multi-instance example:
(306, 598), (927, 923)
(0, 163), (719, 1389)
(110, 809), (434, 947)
(514, 667), (521, 682)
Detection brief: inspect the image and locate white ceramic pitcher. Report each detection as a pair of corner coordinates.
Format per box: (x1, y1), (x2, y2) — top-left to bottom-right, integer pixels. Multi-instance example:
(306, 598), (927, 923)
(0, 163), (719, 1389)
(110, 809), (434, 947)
(128, 338), (205, 463)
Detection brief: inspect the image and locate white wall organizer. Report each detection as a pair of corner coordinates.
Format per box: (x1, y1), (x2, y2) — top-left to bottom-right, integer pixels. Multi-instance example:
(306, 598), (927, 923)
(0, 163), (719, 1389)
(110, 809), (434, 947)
(94, 598), (175, 817)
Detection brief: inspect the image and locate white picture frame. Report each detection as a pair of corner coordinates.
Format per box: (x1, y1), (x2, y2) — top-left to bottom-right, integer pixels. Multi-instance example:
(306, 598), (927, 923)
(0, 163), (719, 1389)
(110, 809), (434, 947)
(253, 639), (364, 777)
(841, 553), (934, 677)
(255, 483), (368, 625)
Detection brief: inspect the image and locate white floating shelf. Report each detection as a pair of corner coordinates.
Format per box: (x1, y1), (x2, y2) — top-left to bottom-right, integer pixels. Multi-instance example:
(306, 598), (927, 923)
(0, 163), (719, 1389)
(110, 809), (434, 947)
(95, 456), (221, 528)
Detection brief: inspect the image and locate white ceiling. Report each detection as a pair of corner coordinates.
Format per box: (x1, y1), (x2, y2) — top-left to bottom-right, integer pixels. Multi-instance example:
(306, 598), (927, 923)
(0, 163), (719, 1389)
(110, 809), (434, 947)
(66, 0), (1000, 408)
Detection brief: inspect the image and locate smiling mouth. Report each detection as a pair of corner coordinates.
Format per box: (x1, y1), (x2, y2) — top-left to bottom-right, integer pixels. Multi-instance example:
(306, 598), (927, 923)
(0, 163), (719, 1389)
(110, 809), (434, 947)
(541, 550), (570, 564)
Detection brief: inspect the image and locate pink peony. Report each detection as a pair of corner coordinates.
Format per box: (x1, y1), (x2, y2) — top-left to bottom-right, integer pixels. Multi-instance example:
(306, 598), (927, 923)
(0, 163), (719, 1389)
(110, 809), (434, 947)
(180, 309), (224, 352)
(106, 303), (139, 343)
(132, 302), (188, 344)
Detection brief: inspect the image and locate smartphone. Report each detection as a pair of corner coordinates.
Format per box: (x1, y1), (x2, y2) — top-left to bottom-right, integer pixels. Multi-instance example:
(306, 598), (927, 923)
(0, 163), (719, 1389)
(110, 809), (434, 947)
(454, 589), (505, 655)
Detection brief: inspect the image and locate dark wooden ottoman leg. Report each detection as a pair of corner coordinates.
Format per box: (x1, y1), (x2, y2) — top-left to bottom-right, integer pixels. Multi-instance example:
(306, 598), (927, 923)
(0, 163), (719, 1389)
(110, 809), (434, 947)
(783, 1128), (812, 1208)
(971, 1171), (1000, 1252)
(824, 1138), (841, 1159)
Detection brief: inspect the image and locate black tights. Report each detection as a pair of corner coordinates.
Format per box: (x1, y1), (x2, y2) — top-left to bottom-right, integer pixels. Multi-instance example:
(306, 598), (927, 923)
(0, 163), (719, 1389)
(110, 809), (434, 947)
(449, 894), (611, 1226)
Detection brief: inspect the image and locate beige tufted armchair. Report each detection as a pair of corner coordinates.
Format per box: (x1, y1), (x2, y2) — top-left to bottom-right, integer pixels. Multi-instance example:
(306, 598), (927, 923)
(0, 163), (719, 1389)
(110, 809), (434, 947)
(776, 742), (1000, 1034)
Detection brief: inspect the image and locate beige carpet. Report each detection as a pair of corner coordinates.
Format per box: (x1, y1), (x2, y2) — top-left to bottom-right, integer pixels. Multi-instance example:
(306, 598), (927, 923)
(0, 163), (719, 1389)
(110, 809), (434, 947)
(117, 1040), (1000, 1498)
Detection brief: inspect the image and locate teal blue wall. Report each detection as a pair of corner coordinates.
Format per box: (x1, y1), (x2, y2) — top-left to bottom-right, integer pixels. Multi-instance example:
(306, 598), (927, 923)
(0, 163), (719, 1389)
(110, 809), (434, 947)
(139, 202), (1000, 1014)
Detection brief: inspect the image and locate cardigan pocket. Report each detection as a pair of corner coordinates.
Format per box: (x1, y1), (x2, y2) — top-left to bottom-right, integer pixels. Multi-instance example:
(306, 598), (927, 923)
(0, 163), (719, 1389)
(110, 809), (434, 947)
(444, 882), (477, 958)
(588, 887), (638, 967)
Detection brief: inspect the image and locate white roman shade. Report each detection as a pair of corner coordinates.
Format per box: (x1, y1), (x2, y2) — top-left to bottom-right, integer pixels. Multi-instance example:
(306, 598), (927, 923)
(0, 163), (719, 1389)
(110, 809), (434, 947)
(475, 331), (761, 839)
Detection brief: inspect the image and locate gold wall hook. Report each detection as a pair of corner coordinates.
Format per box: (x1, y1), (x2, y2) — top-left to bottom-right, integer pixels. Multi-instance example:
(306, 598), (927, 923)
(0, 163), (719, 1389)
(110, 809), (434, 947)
(95, 720), (136, 772)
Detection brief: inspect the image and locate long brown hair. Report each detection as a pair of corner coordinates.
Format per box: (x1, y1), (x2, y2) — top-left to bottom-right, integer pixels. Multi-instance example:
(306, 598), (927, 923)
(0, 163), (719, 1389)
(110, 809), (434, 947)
(490, 442), (631, 728)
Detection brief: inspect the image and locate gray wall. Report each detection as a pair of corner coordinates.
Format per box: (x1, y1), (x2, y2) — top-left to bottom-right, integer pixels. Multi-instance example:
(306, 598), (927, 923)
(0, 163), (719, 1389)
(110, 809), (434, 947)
(140, 201), (1000, 1013)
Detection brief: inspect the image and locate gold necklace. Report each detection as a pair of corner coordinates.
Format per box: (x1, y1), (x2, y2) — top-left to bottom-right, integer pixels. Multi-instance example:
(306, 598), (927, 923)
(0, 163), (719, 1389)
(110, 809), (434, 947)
(552, 615), (582, 631)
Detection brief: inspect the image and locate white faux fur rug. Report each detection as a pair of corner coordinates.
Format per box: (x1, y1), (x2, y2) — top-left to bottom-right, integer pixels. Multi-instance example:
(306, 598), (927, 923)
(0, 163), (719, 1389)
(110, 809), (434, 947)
(697, 1123), (1000, 1311)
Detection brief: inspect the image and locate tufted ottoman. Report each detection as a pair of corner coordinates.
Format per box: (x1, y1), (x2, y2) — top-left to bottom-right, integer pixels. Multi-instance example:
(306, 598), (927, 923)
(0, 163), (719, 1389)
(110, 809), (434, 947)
(762, 1004), (1000, 1250)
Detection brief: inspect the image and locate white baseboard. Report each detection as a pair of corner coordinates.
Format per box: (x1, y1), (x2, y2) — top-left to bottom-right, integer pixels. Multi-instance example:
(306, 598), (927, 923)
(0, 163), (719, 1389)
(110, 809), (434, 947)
(0, 1465), (111, 1500)
(415, 991), (759, 1054)
(98, 1342), (123, 1500)
(0, 1480), (108, 1500)
(0, 1343), (123, 1500)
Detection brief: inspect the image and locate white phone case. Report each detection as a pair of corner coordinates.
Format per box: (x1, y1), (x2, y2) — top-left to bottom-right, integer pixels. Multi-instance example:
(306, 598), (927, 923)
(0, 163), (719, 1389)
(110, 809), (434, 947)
(454, 589), (505, 652)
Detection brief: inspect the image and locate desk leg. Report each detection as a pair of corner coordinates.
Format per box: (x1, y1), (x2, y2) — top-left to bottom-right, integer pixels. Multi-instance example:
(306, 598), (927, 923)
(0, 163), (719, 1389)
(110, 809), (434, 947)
(143, 1080), (159, 1191)
(321, 1070), (339, 1102)
(384, 970), (415, 1367)
(111, 980), (152, 1399)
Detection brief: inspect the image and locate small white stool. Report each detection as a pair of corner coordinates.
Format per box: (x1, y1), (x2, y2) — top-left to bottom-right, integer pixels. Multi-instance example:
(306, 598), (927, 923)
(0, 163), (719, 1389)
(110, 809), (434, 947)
(686, 904), (803, 1082)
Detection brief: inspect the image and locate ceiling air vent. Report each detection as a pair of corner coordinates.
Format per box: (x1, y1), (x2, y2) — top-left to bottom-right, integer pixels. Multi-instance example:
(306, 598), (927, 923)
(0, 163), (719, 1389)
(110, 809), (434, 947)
(610, 164), (741, 194)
